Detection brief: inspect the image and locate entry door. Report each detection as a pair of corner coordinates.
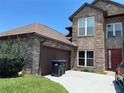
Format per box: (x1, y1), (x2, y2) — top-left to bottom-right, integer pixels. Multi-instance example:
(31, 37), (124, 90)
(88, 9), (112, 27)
(108, 49), (122, 71)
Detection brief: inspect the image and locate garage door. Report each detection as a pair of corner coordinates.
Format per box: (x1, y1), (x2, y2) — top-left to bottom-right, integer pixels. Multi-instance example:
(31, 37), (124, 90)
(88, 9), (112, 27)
(107, 49), (122, 71)
(39, 45), (71, 75)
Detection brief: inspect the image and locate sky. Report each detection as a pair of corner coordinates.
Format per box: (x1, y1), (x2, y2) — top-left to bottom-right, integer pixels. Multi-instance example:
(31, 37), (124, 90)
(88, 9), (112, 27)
(0, 0), (124, 35)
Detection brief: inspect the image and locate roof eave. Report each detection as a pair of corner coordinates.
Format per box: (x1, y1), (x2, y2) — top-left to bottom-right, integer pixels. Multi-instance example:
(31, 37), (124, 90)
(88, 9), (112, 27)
(0, 32), (35, 38)
(33, 33), (77, 47)
(0, 32), (77, 48)
(105, 13), (124, 18)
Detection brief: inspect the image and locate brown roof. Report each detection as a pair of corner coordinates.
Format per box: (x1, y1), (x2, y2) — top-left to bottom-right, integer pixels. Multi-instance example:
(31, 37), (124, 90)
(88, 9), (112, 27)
(69, 3), (106, 21)
(69, 0), (124, 21)
(92, 0), (124, 8)
(0, 23), (76, 47)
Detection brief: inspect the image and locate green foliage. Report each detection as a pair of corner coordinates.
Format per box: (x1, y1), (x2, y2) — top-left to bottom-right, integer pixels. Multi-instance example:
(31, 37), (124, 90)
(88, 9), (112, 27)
(0, 76), (69, 93)
(81, 67), (106, 74)
(81, 67), (95, 73)
(0, 40), (25, 59)
(0, 40), (25, 77)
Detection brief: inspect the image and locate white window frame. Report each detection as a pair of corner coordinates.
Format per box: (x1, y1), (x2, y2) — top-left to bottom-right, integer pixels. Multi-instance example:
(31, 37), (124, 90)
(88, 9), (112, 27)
(106, 22), (123, 38)
(78, 17), (94, 36)
(77, 50), (95, 67)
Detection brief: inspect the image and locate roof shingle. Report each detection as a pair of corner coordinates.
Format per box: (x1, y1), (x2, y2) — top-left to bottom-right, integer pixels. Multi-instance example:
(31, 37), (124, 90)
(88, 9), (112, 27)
(0, 23), (76, 47)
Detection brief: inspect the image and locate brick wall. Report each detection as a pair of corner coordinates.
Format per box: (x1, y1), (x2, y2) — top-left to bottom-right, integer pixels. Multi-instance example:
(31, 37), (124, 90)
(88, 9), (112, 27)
(93, 0), (124, 16)
(71, 6), (106, 71)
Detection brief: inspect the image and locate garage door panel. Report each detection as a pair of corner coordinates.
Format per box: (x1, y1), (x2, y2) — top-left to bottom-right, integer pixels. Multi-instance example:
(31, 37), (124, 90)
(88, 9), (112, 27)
(40, 46), (71, 75)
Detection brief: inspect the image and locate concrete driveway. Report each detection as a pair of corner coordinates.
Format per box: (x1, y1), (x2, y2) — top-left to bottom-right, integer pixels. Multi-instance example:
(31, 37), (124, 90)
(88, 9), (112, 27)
(45, 70), (124, 93)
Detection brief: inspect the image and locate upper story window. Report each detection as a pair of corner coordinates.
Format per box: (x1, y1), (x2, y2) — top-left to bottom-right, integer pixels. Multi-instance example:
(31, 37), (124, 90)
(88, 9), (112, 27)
(107, 23), (122, 38)
(78, 17), (94, 36)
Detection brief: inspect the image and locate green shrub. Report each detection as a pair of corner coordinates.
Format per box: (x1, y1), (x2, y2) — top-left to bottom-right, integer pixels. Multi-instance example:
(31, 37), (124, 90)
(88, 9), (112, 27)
(0, 58), (24, 77)
(0, 40), (25, 78)
(81, 67), (95, 72)
(81, 67), (106, 74)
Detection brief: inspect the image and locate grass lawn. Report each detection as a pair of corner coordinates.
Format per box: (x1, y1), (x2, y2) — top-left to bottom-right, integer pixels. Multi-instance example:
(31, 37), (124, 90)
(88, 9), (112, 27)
(0, 75), (68, 93)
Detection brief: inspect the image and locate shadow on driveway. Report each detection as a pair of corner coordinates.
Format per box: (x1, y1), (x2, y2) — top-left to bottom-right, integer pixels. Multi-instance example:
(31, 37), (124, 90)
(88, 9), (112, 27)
(113, 81), (124, 93)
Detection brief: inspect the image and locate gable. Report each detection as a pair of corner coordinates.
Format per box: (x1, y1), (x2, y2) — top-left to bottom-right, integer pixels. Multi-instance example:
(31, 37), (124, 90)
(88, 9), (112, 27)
(92, 0), (124, 16)
(69, 3), (106, 21)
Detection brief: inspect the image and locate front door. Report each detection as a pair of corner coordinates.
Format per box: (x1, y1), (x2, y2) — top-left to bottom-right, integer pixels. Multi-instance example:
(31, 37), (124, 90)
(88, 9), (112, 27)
(108, 49), (122, 71)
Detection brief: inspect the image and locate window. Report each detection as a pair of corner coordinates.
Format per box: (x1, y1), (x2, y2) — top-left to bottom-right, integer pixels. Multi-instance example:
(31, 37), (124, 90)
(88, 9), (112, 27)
(78, 51), (94, 67)
(79, 51), (85, 66)
(115, 24), (122, 37)
(78, 17), (94, 36)
(87, 17), (94, 36)
(107, 24), (113, 38)
(107, 23), (122, 38)
(79, 19), (85, 36)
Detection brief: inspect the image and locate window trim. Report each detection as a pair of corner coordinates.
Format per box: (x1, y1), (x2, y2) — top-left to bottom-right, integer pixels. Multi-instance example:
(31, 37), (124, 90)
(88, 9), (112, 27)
(78, 17), (95, 37)
(106, 22), (123, 38)
(77, 50), (95, 67)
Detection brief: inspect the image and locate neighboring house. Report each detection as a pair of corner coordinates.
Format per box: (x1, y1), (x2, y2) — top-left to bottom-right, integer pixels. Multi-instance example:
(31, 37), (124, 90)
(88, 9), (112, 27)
(0, 0), (124, 75)
(0, 23), (76, 75)
(66, 0), (124, 71)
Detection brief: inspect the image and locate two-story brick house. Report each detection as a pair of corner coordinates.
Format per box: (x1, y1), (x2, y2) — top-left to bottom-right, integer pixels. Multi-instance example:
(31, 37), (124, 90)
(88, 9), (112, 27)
(0, 0), (124, 75)
(66, 0), (124, 71)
